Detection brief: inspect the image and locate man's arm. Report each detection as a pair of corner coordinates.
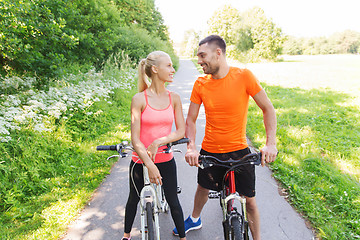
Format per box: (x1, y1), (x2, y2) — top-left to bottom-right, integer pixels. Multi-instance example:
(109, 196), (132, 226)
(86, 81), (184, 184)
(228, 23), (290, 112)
(185, 101), (201, 167)
(252, 89), (278, 166)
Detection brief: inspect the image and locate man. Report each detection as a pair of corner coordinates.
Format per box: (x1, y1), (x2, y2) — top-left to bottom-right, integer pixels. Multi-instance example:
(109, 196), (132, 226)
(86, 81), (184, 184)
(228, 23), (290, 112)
(173, 35), (278, 240)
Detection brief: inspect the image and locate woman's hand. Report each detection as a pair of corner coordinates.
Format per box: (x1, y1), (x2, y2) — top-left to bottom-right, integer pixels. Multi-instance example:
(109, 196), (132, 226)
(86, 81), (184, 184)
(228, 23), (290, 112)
(147, 163), (162, 185)
(147, 140), (160, 162)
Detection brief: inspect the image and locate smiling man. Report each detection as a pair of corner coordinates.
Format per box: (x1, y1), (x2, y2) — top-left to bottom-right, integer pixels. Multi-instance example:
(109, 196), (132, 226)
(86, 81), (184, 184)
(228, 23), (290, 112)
(173, 35), (278, 240)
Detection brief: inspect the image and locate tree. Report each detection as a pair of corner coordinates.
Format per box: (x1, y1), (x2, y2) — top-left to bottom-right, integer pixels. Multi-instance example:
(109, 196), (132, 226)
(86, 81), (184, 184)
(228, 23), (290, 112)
(206, 5), (241, 46)
(205, 5), (284, 62)
(113, 0), (169, 41)
(235, 7), (284, 61)
(180, 29), (201, 58)
(329, 30), (360, 54)
(0, 0), (79, 77)
(0, 0), (176, 80)
(282, 36), (303, 55)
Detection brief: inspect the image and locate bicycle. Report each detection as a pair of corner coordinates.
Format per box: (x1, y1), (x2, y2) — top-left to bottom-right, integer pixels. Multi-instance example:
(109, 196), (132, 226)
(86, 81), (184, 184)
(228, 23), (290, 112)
(198, 152), (262, 240)
(96, 137), (189, 240)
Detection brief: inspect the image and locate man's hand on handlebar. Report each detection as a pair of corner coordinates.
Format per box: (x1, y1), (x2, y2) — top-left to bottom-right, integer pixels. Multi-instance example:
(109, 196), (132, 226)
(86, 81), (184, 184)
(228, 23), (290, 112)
(260, 144), (278, 167)
(185, 148), (200, 167)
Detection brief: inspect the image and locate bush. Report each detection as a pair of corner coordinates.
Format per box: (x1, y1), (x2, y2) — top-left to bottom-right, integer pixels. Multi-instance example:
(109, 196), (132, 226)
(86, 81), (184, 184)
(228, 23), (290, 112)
(0, 58), (137, 239)
(0, 0), (177, 80)
(112, 26), (179, 70)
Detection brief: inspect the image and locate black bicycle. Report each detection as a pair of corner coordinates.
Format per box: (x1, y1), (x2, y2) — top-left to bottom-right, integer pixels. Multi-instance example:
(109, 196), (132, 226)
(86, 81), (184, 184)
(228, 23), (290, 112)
(198, 152), (262, 240)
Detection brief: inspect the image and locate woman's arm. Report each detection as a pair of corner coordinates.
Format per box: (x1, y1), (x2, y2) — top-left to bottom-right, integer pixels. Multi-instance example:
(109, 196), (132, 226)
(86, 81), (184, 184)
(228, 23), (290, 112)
(131, 93), (162, 185)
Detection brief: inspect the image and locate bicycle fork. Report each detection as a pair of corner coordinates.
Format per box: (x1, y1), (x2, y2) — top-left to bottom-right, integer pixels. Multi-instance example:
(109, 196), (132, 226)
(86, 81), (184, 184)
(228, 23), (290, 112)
(141, 168), (161, 240)
(221, 171), (248, 240)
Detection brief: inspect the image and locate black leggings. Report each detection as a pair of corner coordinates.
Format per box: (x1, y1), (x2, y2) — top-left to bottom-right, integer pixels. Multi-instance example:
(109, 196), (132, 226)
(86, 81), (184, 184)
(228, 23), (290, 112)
(124, 158), (186, 238)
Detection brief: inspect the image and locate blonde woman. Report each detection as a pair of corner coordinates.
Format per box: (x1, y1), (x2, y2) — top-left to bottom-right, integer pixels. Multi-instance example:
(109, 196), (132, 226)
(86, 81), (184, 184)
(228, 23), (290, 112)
(122, 51), (187, 240)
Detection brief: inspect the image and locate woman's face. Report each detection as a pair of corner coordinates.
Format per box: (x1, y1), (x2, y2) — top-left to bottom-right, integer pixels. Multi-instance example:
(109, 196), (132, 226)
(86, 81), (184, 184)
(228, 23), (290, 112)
(154, 55), (175, 83)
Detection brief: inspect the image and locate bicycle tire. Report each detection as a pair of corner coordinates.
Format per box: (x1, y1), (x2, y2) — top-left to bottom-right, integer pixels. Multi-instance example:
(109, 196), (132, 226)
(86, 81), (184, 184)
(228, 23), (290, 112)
(243, 221), (249, 240)
(230, 216), (243, 240)
(145, 202), (155, 240)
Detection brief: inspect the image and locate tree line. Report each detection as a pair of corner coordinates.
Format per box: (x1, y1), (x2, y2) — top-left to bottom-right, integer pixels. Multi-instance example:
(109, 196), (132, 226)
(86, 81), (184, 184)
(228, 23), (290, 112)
(0, 0), (177, 83)
(283, 30), (360, 55)
(180, 5), (360, 61)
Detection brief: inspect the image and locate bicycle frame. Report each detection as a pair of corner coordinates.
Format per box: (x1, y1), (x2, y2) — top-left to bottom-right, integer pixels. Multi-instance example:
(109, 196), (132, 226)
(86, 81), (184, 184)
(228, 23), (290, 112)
(199, 153), (261, 240)
(221, 170), (248, 240)
(140, 165), (168, 240)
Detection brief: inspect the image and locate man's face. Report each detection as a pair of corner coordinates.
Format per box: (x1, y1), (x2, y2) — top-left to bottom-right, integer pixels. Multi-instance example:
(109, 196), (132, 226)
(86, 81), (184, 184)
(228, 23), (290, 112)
(197, 43), (220, 75)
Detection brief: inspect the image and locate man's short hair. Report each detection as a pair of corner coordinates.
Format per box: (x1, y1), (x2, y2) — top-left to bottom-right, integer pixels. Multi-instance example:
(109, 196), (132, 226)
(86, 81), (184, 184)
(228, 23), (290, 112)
(199, 35), (226, 54)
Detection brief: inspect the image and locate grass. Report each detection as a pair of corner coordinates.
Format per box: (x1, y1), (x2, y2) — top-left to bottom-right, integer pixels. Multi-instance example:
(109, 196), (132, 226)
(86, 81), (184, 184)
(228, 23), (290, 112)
(247, 85), (360, 239)
(0, 66), (137, 239)
(243, 55), (360, 240)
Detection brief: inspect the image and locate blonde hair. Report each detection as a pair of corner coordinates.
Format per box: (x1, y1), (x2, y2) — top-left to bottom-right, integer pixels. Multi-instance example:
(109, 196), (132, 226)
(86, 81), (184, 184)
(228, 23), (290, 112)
(138, 51), (169, 92)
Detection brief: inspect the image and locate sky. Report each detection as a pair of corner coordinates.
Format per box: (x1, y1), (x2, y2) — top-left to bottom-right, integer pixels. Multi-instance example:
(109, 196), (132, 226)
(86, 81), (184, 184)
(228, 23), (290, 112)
(154, 0), (360, 43)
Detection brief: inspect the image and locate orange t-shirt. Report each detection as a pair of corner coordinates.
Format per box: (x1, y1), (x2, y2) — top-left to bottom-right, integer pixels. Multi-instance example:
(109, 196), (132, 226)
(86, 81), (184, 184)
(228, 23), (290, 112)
(190, 67), (262, 153)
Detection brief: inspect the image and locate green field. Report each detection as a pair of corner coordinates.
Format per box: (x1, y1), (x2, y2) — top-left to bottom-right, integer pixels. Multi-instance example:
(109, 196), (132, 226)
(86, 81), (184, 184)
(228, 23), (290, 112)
(235, 55), (360, 239)
(240, 54), (360, 101)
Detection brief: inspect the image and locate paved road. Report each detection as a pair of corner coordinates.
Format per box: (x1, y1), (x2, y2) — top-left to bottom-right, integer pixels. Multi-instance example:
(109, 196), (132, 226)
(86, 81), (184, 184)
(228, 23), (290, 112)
(62, 59), (315, 240)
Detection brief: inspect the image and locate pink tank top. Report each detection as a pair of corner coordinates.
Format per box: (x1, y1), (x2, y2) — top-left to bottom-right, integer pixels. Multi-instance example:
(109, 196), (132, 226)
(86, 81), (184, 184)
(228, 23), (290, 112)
(132, 90), (174, 163)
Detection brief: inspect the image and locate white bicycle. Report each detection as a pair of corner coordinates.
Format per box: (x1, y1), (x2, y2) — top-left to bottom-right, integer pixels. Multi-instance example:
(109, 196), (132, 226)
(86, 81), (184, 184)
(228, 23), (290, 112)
(96, 138), (189, 240)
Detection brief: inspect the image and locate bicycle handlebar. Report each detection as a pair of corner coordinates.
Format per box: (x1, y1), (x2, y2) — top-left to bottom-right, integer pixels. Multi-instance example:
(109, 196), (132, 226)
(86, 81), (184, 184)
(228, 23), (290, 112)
(198, 152), (262, 169)
(96, 138), (190, 155)
(166, 137), (190, 147)
(96, 145), (118, 151)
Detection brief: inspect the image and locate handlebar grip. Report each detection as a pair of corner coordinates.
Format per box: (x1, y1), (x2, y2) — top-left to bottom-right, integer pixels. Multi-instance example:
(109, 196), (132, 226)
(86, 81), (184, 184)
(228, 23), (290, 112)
(253, 152), (262, 165)
(170, 138), (190, 146)
(96, 145), (117, 151)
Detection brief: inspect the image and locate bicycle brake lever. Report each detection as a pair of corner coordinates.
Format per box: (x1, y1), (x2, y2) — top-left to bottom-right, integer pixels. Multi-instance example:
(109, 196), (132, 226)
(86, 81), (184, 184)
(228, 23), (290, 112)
(107, 155), (120, 160)
(198, 161), (213, 169)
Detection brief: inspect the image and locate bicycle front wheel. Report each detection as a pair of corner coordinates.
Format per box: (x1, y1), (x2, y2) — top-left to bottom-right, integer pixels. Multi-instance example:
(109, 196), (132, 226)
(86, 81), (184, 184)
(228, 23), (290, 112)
(145, 202), (155, 240)
(230, 216), (243, 240)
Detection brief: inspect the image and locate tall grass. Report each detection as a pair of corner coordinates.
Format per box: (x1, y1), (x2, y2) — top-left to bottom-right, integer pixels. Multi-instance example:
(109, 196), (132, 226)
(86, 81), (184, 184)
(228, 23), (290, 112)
(0, 59), (137, 239)
(247, 85), (360, 239)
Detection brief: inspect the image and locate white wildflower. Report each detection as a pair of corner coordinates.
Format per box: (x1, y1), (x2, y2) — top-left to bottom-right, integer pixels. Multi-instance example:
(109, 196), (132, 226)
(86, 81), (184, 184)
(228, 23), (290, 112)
(48, 109), (62, 119)
(0, 136), (12, 142)
(0, 67), (137, 136)
(33, 123), (52, 132)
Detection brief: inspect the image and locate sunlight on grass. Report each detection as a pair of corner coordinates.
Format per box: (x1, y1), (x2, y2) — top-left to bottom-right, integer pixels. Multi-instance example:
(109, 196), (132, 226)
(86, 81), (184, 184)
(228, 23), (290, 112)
(287, 125), (313, 141)
(253, 134), (266, 145)
(79, 124), (131, 154)
(331, 154), (360, 180)
(282, 154), (300, 167)
(247, 74), (360, 238)
(23, 190), (89, 240)
(354, 196), (360, 207)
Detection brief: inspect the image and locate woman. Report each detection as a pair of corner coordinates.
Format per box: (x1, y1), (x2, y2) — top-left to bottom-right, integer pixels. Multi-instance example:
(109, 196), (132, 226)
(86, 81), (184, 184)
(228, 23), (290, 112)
(122, 51), (186, 240)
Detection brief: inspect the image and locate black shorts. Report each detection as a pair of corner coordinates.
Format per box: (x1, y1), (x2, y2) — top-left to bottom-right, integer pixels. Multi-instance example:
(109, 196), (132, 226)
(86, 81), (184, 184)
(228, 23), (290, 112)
(198, 148), (256, 197)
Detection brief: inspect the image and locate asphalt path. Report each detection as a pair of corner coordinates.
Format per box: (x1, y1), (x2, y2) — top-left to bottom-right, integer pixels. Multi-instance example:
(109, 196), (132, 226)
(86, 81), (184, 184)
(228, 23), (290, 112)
(62, 59), (315, 240)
